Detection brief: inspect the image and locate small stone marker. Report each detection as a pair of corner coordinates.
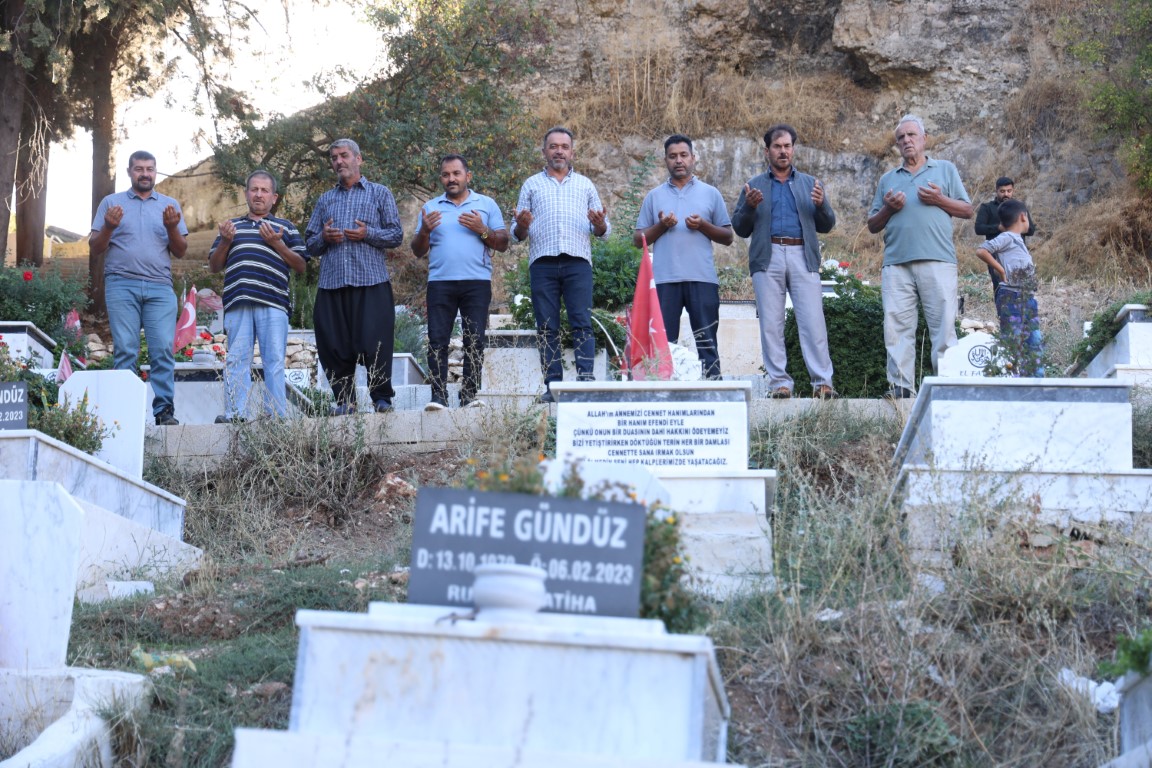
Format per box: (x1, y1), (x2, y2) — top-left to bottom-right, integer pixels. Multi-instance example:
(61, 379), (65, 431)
(407, 488), (646, 617)
(938, 331), (995, 378)
(552, 381), (751, 474)
(0, 382), (29, 430)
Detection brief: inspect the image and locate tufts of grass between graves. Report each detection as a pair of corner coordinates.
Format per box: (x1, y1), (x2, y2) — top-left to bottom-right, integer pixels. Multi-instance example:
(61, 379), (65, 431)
(724, 401), (1152, 766)
(68, 560), (406, 767)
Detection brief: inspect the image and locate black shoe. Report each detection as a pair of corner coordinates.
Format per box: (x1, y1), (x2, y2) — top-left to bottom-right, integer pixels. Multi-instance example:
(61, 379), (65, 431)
(885, 386), (915, 400)
(576, 374), (595, 382)
(374, 399), (394, 413)
(214, 415), (246, 424)
(329, 403), (356, 416)
(535, 389), (555, 404)
(155, 409), (180, 426)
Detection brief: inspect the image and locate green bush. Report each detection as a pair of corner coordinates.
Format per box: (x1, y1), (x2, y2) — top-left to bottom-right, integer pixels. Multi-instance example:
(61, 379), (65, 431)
(1069, 290), (1152, 372)
(0, 265), (89, 345)
(782, 275), (930, 397)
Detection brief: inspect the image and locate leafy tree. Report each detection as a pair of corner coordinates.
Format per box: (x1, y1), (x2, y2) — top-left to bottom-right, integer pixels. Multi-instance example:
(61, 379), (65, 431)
(1072, 0), (1152, 193)
(213, 0), (549, 224)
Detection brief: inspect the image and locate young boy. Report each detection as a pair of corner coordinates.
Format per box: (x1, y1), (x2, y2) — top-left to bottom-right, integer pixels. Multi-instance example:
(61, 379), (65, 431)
(976, 198), (1043, 376)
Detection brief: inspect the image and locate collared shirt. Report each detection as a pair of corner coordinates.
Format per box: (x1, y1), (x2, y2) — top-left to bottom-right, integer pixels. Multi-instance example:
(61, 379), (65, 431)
(510, 168), (611, 264)
(210, 214), (309, 314)
(415, 190), (506, 282)
(305, 176), (403, 289)
(769, 170), (804, 239)
(982, 231), (1036, 290)
(869, 156), (970, 266)
(635, 176), (731, 285)
(92, 189), (189, 284)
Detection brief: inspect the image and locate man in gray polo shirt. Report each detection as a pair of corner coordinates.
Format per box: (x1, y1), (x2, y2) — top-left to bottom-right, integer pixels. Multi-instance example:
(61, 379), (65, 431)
(634, 135), (733, 379)
(867, 114), (972, 399)
(90, 150), (189, 426)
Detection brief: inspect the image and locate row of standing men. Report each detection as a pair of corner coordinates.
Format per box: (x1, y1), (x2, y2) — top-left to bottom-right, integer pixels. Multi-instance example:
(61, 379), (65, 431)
(89, 114), (1011, 424)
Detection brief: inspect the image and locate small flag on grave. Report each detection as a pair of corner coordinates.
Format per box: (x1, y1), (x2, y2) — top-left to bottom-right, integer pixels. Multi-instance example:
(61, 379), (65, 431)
(627, 235), (673, 380)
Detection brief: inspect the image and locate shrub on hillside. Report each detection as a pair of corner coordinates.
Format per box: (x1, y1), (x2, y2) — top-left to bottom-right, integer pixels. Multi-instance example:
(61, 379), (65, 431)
(0, 266), (89, 345)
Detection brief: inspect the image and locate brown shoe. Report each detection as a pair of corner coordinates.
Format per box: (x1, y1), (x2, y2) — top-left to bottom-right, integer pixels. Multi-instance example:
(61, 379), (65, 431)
(813, 385), (837, 400)
(770, 386), (792, 399)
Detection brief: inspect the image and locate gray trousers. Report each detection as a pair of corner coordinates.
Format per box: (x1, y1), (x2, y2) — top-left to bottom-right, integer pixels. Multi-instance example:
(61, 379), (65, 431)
(752, 243), (834, 391)
(881, 260), (958, 390)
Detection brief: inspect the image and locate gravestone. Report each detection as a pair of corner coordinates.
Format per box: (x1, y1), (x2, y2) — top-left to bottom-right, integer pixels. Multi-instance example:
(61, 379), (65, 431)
(1083, 304), (1152, 385)
(60, 370), (147, 478)
(937, 331), (996, 378)
(0, 382), (28, 430)
(0, 322), (55, 369)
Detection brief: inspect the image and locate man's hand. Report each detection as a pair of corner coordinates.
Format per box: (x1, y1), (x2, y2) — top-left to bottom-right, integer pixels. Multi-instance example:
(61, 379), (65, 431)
(323, 217), (345, 243)
(103, 205), (124, 230)
(587, 207), (607, 236)
(218, 219), (236, 242)
(259, 221), (284, 244)
(916, 182), (946, 207)
(458, 210), (485, 235)
(743, 183), (764, 207)
(685, 214), (704, 230)
(162, 205), (182, 230)
(659, 210), (678, 229)
(422, 209), (443, 232)
(513, 208), (533, 230)
(811, 180), (825, 206)
(883, 189), (906, 212)
(343, 220), (368, 241)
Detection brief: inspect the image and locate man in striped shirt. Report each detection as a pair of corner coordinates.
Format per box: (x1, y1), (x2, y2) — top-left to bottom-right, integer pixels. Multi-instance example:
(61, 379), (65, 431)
(511, 127), (610, 403)
(209, 170), (308, 422)
(305, 139), (404, 414)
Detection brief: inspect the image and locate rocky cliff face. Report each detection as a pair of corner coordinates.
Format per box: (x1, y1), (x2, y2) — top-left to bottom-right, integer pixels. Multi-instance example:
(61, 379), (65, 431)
(164, 0), (1121, 248)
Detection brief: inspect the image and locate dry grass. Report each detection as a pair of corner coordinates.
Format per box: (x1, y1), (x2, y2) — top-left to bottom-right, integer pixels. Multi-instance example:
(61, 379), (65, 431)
(1038, 192), (1152, 284)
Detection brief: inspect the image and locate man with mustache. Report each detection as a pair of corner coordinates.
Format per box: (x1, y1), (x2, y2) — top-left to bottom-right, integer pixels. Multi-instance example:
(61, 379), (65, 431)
(305, 138), (404, 415)
(411, 154), (508, 411)
(511, 127), (610, 403)
(634, 134), (733, 379)
(208, 170), (308, 423)
(90, 150), (189, 426)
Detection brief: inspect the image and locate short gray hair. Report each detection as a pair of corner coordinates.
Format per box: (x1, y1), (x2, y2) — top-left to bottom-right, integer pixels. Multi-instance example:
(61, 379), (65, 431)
(329, 138), (361, 156)
(895, 114), (926, 135)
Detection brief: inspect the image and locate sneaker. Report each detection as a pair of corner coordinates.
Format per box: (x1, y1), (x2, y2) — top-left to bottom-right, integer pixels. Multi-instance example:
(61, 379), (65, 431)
(576, 374), (596, 382)
(769, 386), (792, 400)
(424, 400), (448, 412)
(536, 389), (555, 404)
(812, 385), (838, 400)
(464, 399), (487, 409)
(155, 409), (180, 426)
(374, 399), (394, 413)
(329, 403), (356, 416)
(885, 386), (915, 400)
(214, 414), (234, 424)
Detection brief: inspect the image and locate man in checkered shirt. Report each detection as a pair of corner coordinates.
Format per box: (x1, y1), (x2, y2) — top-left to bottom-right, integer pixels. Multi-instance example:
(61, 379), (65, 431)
(305, 139), (404, 414)
(510, 127), (610, 403)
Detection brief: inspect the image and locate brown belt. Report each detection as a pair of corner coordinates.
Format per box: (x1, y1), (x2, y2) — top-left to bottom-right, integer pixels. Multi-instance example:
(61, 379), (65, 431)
(770, 236), (804, 246)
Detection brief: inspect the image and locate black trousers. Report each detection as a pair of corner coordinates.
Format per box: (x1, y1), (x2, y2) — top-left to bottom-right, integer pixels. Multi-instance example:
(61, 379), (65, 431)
(656, 281), (722, 379)
(314, 281), (395, 405)
(426, 279), (491, 405)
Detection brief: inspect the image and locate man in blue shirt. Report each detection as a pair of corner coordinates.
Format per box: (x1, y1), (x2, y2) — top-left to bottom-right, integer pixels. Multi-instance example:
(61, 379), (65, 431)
(209, 170), (309, 423)
(868, 114), (972, 399)
(732, 125), (838, 399)
(511, 127), (610, 403)
(90, 150), (189, 426)
(634, 134), (733, 379)
(305, 139), (404, 414)
(411, 154), (509, 410)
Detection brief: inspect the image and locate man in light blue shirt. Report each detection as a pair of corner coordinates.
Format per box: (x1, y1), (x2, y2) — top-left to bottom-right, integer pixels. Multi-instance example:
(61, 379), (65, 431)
(867, 114), (972, 398)
(412, 154), (509, 410)
(635, 135), (733, 379)
(511, 127), (610, 403)
(90, 150), (189, 426)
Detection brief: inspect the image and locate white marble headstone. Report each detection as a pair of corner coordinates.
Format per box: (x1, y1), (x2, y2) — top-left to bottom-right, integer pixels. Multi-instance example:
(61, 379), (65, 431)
(60, 370), (147, 479)
(937, 331), (995, 378)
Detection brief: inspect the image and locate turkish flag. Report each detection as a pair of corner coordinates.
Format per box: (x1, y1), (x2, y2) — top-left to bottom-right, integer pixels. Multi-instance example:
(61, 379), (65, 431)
(173, 285), (198, 353)
(627, 236), (673, 380)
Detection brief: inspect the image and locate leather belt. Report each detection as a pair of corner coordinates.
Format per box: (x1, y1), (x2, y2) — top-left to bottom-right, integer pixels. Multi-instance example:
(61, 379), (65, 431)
(770, 236), (804, 246)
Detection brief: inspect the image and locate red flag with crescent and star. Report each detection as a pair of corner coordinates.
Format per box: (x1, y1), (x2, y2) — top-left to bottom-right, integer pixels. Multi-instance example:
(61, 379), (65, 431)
(173, 285), (199, 353)
(627, 235), (673, 380)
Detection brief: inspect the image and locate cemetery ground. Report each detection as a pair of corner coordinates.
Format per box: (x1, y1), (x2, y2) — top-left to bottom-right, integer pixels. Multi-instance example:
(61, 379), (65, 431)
(55, 372), (1152, 767)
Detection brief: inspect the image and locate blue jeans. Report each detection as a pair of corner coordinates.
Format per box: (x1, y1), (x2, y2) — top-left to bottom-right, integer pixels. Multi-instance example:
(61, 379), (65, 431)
(106, 275), (176, 416)
(223, 304), (289, 418)
(427, 280), (491, 405)
(529, 255), (594, 383)
(995, 286), (1044, 377)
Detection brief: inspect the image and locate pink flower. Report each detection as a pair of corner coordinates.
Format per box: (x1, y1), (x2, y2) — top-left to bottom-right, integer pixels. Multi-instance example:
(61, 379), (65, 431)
(212, 345), (222, 353)
(23, 271), (33, 281)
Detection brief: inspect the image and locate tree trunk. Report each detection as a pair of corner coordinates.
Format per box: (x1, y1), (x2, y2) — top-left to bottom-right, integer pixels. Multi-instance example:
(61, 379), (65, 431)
(87, 29), (118, 317)
(14, 136), (47, 267)
(0, 3), (27, 264)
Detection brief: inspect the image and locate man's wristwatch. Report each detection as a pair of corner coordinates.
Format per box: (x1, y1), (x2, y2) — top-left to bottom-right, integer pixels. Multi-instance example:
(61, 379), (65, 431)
(479, 229), (490, 241)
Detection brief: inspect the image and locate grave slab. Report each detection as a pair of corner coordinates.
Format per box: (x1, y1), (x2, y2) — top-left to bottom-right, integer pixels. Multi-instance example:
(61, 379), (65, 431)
(1083, 305), (1152, 379)
(654, 469), (777, 519)
(0, 481), (84, 669)
(231, 730), (746, 768)
(893, 377), (1133, 474)
(60, 370), (147, 479)
(937, 331), (996, 378)
(0, 322), (55, 369)
(287, 604), (729, 763)
(481, 330), (609, 395)
(678, 512), (774, 597)
(0, 430), (185, 539)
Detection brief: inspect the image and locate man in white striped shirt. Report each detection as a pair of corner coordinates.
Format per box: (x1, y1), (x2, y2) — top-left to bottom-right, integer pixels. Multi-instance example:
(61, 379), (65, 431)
(511, 127), (610, 403)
